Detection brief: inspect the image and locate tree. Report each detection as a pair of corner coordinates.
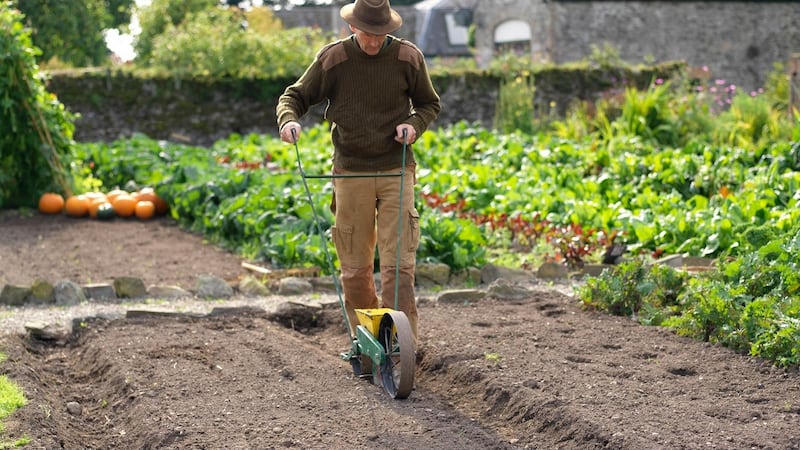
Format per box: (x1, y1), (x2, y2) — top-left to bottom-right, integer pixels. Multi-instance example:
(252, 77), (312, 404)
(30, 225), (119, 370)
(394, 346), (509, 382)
(0, 3), (74, 208)
(134, 0), (219, 64)
(13, 0), (135, 67)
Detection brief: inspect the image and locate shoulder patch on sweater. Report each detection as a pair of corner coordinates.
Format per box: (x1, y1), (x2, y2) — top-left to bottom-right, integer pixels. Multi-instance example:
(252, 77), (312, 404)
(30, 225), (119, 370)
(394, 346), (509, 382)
(318, 40), (349, 71)
(397, 39), (423, 70)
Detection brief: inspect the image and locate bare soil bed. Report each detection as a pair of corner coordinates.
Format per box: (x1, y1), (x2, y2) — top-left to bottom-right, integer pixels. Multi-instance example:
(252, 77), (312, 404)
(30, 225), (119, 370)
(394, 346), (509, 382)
(1, 209), (799, 449)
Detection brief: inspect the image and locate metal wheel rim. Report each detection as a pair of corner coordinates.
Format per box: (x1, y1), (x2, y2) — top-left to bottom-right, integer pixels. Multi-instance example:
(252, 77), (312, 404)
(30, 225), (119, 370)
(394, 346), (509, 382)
(378, 311), (415, 399)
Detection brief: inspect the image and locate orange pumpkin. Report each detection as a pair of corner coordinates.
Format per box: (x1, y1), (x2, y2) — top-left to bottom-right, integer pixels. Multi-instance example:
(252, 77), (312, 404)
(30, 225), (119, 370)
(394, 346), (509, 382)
(135, 200), (156, 220)
(64, 195), (90, 218)
(137, 187), (169, 216)
(112, 193), (138, 217)
(105, 188), (129, 205)
(39, 193), (65, 214)
(84, 191), (107, 203)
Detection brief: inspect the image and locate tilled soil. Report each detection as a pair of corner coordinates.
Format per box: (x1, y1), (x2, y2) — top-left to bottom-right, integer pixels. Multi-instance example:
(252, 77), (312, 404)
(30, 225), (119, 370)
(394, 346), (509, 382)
(1, 210), (799, 449)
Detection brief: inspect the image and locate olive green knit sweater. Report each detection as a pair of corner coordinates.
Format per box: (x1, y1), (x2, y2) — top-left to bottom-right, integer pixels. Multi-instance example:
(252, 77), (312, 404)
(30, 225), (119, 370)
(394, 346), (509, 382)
(277, 35), (441, 172)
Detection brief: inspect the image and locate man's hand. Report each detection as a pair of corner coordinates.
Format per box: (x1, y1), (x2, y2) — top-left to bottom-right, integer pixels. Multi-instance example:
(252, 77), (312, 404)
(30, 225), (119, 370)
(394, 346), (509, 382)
(395, 124), (416, 145)
(280, 121), (302, 143)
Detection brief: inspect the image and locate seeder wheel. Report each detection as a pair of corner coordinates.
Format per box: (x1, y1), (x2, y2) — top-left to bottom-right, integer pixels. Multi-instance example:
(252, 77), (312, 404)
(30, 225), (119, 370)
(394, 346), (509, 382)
(377, 311), (415, 399)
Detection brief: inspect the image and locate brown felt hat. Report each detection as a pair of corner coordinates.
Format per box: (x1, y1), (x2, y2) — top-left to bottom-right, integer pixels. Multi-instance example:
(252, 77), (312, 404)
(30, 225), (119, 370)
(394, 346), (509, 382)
(340, 0), (402, 35)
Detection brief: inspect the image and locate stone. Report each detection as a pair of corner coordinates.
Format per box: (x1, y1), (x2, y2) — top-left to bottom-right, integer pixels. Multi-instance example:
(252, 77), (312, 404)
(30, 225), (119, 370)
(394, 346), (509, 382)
(196, 275), (234, 299)
(486, 278), (532, 301)
(24, 321), (68, 341)
(537, 261), (569, 279)
(66, 401), (82, 416)
(54, 281), (86, 306)
(208, 306), (266, 317)
(113, 277), (147, 299)
(579, 264), (615, 278)
(30, 278), (55, 303)
(83, 283), (117, 300)
(309, 275), (339, 293)
(237, 276), (270, 297)
(125, 310), (201, 319)
(148, 285), (192, 299)
(481, 263), (534, 284)
(436, 289), (486, 305)
(277, 277), (313, 296)
(0, 285), (31, 306)
(415, 262), (450, 287)
(448, 267), (482, 287)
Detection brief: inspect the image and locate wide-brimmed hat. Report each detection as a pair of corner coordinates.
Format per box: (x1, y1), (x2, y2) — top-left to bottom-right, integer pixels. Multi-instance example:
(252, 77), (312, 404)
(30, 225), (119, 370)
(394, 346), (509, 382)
(340, 0), (402, 35)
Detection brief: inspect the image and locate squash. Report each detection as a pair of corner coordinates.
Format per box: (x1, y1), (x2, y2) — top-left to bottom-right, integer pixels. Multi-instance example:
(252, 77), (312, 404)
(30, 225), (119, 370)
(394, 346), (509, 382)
(112, 194), (138, 217)
(88, 198), (109, 219)
(64, 195), (90, 218)
(135, 187), (156, 203)
(39, 193), (65, 214)
(137, 187), (169, 216)
(105, 188), (129, 205)
(84, 191), (107, 203)
(153, 195), (169, 215)
(135, 200), (155, 220)
(95, 202), (116, 220)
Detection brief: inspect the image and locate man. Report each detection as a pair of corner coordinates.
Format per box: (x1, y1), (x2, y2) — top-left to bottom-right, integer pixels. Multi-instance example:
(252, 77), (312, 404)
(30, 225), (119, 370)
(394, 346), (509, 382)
(277, 0), (440, 350)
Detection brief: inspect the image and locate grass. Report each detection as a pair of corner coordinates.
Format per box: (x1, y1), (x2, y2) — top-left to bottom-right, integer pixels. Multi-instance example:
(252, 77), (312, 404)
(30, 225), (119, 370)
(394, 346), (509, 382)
(0, 353), (29, 448)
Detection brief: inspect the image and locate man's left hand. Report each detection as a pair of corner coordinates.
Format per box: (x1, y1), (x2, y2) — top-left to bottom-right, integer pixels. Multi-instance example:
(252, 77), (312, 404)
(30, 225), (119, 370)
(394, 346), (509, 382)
(395, 124), (416, 144)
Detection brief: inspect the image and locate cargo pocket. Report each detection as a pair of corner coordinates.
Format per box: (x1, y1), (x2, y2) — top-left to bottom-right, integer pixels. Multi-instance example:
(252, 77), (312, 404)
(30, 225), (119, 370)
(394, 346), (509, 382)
(331, 224), (353, 256)
(406, 208), (420, 252)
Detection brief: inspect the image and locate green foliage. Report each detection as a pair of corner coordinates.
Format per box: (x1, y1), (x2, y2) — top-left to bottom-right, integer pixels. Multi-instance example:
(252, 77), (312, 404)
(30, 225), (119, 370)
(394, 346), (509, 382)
(713, 91), (792, 148)
(579, 259), (687, 324)
(148, 8), (329, 78)
(493, 72), (537, 135)
(0, 4), (75, 208)
(74, 129), (488, 272)
(0, 374), (27, 437)
(0, 376), (25, 418)
(586, 42), (627, 70)
(613, 82), (680, 147)
(134, 0), (218, 64)
(12, 0), (133, 67)
(418, 212), (487, 271)
(136, 1), (329, 78)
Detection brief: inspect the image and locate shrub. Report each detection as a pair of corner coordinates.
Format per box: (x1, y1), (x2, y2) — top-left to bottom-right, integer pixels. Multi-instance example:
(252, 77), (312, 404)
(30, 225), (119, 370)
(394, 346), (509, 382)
(0, 3), (75, 208)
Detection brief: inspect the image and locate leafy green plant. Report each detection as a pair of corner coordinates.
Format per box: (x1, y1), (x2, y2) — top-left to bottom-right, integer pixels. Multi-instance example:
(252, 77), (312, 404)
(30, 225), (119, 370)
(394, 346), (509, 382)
(494, 72), (537, 134)
(0, 4), (75, 208)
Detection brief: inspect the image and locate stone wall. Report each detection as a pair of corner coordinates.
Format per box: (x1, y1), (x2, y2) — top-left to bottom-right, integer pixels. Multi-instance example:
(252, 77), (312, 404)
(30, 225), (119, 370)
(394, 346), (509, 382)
(278, 1), (800, 92)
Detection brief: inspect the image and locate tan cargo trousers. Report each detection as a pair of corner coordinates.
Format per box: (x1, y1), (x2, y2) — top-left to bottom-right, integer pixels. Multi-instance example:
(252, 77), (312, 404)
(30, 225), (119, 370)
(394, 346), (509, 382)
(330, 166), (420, 349)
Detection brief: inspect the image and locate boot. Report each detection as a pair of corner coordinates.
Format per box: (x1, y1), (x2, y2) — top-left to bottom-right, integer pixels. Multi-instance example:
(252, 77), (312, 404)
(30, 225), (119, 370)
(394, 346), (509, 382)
(341, 265), (379, 337)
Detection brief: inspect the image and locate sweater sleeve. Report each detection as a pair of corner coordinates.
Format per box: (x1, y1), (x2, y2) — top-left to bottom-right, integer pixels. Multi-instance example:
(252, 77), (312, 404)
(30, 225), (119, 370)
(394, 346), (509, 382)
(276, 51), (328, 131)
(398, 42), (441, 136)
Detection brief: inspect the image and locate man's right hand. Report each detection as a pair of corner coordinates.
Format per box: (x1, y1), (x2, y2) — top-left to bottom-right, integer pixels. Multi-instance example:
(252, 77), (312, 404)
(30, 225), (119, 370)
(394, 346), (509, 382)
(280, 121), (302, 143)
